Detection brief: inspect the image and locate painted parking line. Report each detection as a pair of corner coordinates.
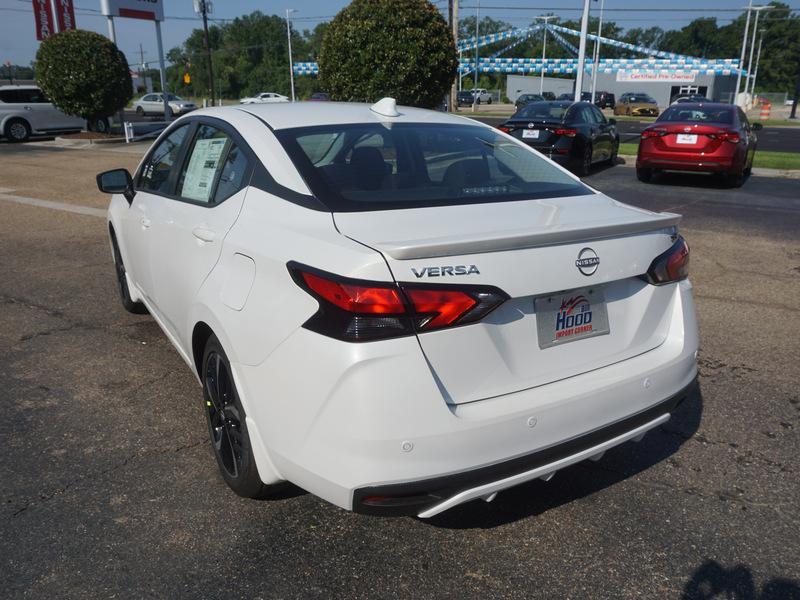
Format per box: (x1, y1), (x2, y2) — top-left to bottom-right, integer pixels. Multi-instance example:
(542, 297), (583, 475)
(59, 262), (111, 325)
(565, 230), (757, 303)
(0, 188), (105, 218)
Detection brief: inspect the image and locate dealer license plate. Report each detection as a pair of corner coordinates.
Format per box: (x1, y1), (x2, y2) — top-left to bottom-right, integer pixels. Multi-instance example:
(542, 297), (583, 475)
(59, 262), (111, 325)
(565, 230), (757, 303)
(535, 287), (610, 349)
(676, 134), (698, 144)
(522, 129), (540, 139)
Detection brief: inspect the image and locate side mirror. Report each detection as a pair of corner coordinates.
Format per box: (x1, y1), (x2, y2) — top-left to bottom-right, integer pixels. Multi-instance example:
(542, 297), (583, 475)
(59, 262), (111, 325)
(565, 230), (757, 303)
(608, 118), (617, 125)
(96, 168), (134, 203)
(752, 122), (763, 131)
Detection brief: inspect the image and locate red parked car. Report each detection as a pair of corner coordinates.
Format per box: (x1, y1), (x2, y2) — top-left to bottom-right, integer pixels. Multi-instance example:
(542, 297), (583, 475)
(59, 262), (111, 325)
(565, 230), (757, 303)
(636, 103), (761, 187)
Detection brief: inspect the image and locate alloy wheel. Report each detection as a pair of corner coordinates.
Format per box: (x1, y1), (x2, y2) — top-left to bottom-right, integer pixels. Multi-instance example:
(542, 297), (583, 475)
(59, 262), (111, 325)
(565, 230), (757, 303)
(204, 352), (244, 479)
(10, 122), (27, 140)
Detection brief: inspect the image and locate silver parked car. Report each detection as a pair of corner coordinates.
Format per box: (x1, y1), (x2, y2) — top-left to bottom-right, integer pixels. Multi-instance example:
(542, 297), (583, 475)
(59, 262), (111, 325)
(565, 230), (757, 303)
(0, 85), (90, 142)
(132, 93), (197, 117)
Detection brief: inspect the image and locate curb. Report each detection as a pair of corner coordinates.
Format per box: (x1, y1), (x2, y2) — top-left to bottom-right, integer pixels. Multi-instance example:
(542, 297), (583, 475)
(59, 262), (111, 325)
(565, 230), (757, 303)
(54, 136), (126, 146)
(617, 155), (800, 179)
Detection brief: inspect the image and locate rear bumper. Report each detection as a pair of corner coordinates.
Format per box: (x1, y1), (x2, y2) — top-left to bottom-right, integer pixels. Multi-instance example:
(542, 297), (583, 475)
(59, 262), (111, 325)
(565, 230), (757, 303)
(354, 378), (695, 517)
(237, 279), (698, 516)
(637, 154), (737, 173)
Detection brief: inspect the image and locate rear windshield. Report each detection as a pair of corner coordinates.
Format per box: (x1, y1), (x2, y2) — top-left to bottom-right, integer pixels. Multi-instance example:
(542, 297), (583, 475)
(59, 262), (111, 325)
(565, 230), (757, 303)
(658, 106), (733, 124)
(628, 95), (656, 103)
(516, 103), (569, 121)
(276, 123), (591, 212)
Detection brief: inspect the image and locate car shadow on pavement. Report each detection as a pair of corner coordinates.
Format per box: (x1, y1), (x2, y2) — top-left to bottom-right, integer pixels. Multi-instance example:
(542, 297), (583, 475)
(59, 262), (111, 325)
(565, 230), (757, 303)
(646, 171), (748, 189)
(682, 559), (800, 600)
(423, 382), (704, 530)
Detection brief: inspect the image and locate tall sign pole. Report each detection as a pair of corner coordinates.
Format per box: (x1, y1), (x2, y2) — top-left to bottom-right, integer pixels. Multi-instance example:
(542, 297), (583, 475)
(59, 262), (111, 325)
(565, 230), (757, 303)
(574, 0), (592, 102)
(472, 0), (479, 112)
(734, 0), (753, 105)
(448, 0), (458, 112)
(154, 20), (170, 118)
(590, 0), (606, 104)
(286, 9), (296, 102)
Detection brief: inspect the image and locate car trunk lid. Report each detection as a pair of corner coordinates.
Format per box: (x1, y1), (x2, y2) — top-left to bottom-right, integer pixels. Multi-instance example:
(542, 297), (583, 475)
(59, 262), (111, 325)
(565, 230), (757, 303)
(334, 194), (681, 404)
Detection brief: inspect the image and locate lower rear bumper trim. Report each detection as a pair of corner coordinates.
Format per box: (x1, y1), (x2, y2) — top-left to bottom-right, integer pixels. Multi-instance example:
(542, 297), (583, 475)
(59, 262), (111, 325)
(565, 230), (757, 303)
(352, 378), (696, 517)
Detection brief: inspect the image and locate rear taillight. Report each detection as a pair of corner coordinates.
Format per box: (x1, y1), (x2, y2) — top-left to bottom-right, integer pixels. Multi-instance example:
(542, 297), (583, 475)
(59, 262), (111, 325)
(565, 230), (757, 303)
(554, 128), (577, 137)
(289, 264), (508, 342)
(497, 125), (512, 133)
(711, 130), (740, 143)
(641, 128), (667, 139)
(641, 236), (690, 285)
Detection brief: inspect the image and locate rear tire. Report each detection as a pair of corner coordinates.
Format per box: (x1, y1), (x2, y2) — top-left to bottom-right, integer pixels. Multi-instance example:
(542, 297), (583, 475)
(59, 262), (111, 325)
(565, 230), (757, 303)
(135, 106), (145, 117)
(488, 97), (492, 105)
(110, 233), (148, 314)
(4, 118), (30, 142)
(575, 144), (592, 176)
(636, 167), (653, 182)
(202, 335), (277, 499)
(725, 168), (745, 188)
(87, 117), (110, 133)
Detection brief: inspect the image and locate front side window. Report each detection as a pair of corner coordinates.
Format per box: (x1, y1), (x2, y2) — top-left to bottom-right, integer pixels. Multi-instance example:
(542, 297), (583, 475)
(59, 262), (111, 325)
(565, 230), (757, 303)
(278, 122), (591, 212)
(138, 124), (190, 194)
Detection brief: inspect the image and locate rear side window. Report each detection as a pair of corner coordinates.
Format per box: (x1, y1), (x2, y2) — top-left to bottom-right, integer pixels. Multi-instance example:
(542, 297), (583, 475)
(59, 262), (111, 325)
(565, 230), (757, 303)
(278, 122), (591, 212)
(0, 88), (46, 103)
(176, 125), (250, 204)
(138, 124), (190, 194)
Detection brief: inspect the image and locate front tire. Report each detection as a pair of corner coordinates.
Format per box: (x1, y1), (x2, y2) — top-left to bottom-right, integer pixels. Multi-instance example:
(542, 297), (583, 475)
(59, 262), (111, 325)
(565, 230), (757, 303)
(135, 106), (145, 117)
(4, 118), (31, 142)
(202, 335), (273, 499)
(110, 233), (147, 314)
(487, 97), (492, 105)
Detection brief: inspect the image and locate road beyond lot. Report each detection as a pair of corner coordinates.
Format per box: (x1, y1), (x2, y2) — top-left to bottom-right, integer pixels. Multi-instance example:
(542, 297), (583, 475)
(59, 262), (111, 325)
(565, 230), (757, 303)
(1, 143), (799, 598)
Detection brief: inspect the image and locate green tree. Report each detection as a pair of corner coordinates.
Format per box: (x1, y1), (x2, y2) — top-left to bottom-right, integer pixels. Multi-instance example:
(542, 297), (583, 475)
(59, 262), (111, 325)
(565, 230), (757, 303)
(35, 29), (131, 128)
(318, 0), (458, 107)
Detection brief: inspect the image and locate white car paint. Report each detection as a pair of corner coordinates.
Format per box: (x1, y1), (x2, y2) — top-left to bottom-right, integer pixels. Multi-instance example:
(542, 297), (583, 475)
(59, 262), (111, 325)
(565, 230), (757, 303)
(132, 93), (197, 116)
(103, 99), (698, 517)
(0, 85), (84, 140)
(239, 92), (290, 104)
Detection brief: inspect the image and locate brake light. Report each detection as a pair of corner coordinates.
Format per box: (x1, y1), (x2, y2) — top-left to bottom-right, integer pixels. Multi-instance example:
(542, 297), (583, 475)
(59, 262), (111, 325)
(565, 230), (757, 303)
(498, 125), (512, 133)
(554, 128), (577, 137)
(641, 236), (690, 285)
(290, 264), (508, 341)
(641, 128), (667, 138)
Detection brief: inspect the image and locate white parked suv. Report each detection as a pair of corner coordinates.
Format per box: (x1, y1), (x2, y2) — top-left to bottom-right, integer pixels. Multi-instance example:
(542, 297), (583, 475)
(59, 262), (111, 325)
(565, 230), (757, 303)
(469, 88), (493, 104)
(97, 99), (698, 517)
(240, 92), (289, 104)
(0, 85), (87, 142)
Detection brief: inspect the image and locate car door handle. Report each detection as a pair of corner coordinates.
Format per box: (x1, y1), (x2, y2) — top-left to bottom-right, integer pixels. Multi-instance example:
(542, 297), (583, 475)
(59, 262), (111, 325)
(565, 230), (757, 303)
(140, 217), (151, 228)
(23, 105), (32, 111)
(192, 227), (215, 242)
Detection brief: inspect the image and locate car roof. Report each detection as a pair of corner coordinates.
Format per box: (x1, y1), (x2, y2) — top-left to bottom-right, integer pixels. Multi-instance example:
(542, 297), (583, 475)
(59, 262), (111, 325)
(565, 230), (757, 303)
(666, 102), (732, 109)
(227, 101), (475, 130)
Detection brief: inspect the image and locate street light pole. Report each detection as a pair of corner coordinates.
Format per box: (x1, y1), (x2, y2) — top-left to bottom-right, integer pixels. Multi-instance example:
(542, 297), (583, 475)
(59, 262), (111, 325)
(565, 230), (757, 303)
(750, 33), (763, 101)
(574, 0), (592, 102)
(472, 0), (479, 112)
(286, 9), (296, 102)
(745, 6), (771, 108)
(590, 0), (606, 105)
(734, 0), (753, 105)
(448, 0), (458, 112)
(539, 16), (554, 95)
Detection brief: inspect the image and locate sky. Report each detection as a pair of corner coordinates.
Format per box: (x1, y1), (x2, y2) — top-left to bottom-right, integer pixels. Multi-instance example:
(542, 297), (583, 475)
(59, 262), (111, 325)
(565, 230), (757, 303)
(1, 0), (797, 68)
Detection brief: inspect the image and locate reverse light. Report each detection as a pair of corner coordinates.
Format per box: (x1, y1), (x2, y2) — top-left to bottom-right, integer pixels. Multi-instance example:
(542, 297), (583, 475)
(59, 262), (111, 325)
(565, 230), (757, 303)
(642, 236), (690, 285)
(289, 264), (508, 341)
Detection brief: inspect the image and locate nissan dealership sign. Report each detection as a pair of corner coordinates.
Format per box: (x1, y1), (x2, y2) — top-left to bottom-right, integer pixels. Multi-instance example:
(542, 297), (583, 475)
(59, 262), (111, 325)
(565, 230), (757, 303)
(100, 0), (163, 21)
(616, 71), (697, 83)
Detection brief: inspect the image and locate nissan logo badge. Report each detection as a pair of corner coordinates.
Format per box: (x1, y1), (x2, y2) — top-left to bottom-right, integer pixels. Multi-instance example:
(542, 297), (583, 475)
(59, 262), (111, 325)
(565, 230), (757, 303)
(575, 248), (600, 276)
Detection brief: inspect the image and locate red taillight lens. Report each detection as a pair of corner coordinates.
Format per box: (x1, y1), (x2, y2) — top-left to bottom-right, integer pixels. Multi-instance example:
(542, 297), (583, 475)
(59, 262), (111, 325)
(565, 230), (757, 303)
(301, 272), (404, 314)
(554, 128), (577, 137)
(642, 236), (690, 285)
(498, 125), (512, 133)
(714, 130), (740, 143)
(641, 128), (667, 139)
(290, 264), (508, 341)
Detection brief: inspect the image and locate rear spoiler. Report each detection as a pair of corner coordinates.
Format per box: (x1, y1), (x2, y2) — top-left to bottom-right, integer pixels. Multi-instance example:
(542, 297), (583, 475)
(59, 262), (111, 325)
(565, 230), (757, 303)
(370, 212), (681, 260)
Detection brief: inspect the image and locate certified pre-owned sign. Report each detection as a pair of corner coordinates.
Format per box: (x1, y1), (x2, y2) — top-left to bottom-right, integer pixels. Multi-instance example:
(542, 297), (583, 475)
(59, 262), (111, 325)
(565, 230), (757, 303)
(100, 0), (164, 21)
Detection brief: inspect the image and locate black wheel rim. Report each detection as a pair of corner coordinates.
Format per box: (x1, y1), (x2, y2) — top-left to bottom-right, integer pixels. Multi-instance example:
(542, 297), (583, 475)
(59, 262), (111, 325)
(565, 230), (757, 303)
(10, 122), (26, 140)
(205, 352), (244, 478)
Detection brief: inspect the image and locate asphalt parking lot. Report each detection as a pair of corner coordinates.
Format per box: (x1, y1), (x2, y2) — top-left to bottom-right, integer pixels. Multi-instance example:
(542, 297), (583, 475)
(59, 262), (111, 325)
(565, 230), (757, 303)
(1, 142), (799, 598)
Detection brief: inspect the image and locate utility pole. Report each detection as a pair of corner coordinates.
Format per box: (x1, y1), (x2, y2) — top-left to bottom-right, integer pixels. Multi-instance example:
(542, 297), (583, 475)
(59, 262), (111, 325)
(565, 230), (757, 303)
(448, 0), (458, 112)
(197, 0), (215, 105)
(745, 6), (771, 108)
(734, 0), (753, 106)
(590, 0), (606, 105)
(574, 0), (592, 102)
(286, 9), (296, 102)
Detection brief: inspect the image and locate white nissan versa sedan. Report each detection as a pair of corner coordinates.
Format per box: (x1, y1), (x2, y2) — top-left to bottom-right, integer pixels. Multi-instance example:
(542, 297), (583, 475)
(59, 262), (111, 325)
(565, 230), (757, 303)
(97, 98), (698, 518)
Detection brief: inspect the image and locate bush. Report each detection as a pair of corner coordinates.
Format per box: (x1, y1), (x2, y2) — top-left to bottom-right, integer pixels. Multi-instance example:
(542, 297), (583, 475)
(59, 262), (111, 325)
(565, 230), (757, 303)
(36, 30), (132, 125)
(319, 0), (457, 108)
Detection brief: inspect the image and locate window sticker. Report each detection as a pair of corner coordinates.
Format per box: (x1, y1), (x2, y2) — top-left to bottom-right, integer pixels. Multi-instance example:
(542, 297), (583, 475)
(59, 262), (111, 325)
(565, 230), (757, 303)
(181, 138), (228, 202)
